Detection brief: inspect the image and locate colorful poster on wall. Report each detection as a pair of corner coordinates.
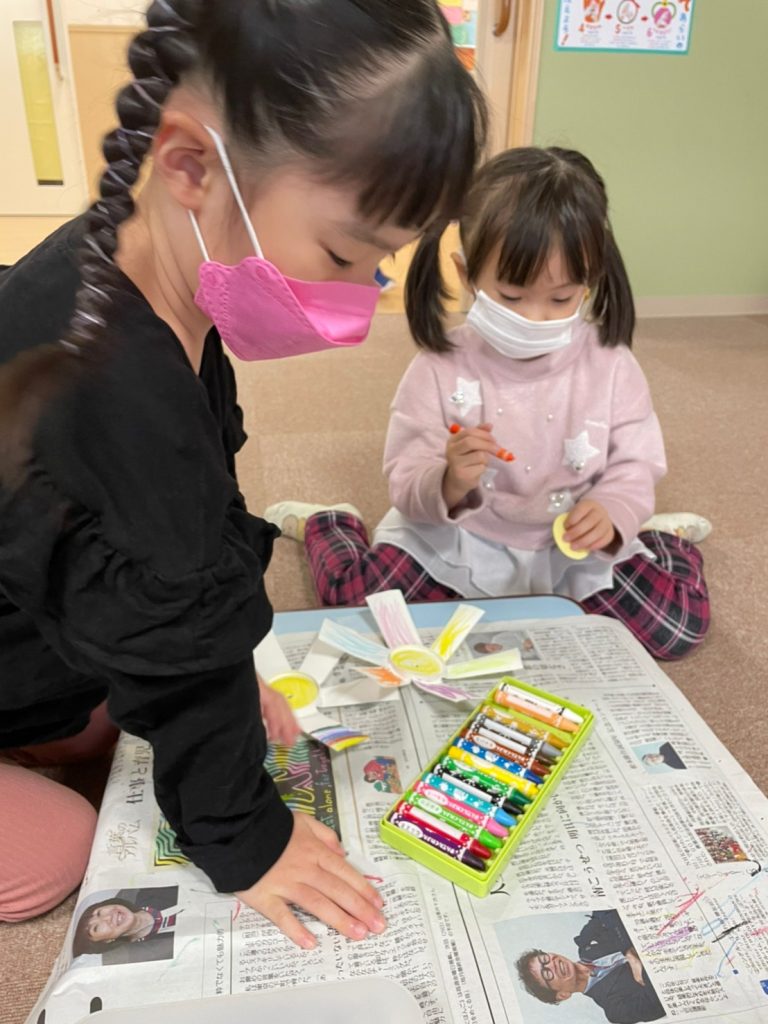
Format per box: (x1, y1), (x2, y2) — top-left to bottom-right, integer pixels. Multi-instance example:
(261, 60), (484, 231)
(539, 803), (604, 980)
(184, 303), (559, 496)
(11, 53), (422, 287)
(556, 0), (694, 54)
(439, 1), (478, 48)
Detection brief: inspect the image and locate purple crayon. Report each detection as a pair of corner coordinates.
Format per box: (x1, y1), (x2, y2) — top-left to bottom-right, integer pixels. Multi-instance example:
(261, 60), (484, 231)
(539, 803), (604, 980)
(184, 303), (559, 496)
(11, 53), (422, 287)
(390, 812), (487, 872)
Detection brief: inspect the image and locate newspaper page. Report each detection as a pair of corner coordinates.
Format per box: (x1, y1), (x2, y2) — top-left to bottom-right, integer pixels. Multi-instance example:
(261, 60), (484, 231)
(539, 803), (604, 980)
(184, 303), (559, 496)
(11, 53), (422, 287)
(27, 615), (768, 1024)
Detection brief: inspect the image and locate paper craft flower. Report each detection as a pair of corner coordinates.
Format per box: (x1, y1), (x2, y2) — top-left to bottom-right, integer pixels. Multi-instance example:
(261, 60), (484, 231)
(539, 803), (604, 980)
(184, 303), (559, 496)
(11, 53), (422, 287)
(253, 631), (369, 751)
(318, 590), (522, 703)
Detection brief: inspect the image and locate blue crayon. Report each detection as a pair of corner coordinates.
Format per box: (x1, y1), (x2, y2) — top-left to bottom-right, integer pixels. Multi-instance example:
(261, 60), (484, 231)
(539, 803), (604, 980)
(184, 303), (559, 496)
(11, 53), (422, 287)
(454, 737), (544, 786)
(422, 771), (518, 829)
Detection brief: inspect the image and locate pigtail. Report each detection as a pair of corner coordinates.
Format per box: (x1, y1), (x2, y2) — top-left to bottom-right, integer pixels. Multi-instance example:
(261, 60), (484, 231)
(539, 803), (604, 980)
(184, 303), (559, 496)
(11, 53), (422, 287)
(591, 226), (635, 349)
(405, 222), (454, 353)
(0, 0), (198, 487)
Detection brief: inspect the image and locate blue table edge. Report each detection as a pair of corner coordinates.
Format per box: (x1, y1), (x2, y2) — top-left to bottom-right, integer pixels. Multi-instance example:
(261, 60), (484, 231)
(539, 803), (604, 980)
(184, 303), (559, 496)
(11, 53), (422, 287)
(273, 594), (584, 636)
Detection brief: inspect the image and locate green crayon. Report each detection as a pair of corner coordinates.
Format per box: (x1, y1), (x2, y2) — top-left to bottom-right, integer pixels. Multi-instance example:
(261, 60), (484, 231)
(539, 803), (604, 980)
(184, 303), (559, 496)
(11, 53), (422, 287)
(405, 790), (504, 851)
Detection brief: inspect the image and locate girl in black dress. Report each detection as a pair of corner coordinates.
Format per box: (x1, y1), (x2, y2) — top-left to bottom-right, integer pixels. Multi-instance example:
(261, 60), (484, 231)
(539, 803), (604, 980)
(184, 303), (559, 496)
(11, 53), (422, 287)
(0, 0), (485, 948)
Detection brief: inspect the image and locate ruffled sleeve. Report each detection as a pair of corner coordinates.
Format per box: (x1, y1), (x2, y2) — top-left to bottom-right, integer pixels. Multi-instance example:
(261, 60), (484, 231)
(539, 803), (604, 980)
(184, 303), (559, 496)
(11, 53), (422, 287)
(0, 301), (292, 890)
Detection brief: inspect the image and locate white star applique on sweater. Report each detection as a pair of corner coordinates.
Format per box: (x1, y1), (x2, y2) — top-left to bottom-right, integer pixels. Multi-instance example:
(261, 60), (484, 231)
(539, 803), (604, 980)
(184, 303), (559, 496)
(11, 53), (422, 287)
(563, 430), (600, 472)
(449, 377), (482, 419)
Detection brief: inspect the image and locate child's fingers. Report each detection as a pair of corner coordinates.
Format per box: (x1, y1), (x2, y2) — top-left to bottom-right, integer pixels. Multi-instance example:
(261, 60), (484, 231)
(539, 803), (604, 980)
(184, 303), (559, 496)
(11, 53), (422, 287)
(273, 711), (302, 747)
(564, 509), (599, 541)
(569, 521), (613, 551)
(450, 436), (498, 459)
(569, 526), (603, 551)
(564, 502), (594, 529)
(450, 422), (492, 435)
(257, 894), (318, 950)
(304, 815), (348, 858)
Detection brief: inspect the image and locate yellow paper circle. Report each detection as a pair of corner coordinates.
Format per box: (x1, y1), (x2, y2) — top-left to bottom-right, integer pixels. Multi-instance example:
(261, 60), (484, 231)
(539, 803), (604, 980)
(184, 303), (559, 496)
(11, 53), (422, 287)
(389, 645), (444, 680)
(553, 513), (589, 560)
(269, 672), (318, 710)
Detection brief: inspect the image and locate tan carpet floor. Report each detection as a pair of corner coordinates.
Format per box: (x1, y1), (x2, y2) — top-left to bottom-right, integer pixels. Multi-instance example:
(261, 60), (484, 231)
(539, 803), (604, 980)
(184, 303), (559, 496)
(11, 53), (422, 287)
(2, 312), (766, 1022)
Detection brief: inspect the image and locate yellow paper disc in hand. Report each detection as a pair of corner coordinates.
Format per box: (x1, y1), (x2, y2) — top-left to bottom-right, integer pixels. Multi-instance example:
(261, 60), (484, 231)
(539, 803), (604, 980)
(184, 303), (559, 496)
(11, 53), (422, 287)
(269, 672), (318, 710)
(553, 513), (589, 560)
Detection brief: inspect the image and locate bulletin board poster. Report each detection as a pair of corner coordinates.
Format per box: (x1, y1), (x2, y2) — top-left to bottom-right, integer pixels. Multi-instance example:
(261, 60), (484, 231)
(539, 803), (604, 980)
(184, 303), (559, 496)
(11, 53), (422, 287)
(438, 1), (478, 49)
(556, 0), (695, 54)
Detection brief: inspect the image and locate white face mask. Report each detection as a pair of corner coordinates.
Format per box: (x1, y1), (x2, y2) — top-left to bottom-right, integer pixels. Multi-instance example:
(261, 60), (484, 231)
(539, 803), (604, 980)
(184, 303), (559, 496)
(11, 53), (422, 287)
(467, 289), (582, 360)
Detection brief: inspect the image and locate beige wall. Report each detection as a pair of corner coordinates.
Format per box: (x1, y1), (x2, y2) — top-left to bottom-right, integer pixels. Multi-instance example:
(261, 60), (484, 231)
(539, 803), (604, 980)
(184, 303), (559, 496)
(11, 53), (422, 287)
(0, 25), (131, 263)
(68, 25), (133, 197)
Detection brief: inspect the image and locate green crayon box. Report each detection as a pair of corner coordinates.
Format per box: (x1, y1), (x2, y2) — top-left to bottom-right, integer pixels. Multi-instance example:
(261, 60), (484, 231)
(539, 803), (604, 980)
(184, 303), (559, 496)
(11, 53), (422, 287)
(379, 676), (594, 898)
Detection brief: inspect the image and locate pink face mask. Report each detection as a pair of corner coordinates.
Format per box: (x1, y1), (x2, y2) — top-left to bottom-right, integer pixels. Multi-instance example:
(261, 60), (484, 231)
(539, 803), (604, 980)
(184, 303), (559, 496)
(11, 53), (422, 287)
(190, 127), (380, 362)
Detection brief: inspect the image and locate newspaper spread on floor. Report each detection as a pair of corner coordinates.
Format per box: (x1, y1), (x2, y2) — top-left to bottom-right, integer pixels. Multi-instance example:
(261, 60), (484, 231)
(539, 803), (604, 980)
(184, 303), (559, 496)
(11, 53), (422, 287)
(27, 615), (768, 1024)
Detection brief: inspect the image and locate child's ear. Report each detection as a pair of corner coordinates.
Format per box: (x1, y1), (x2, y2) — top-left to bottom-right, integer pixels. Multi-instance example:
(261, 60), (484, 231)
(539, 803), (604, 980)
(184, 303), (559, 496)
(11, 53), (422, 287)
(450, 251), (472, 294)
(152, 111), (218, 213)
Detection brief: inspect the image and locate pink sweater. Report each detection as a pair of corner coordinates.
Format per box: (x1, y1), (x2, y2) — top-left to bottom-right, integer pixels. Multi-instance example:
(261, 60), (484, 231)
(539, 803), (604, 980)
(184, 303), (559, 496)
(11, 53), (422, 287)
(381, 320), (666, 553)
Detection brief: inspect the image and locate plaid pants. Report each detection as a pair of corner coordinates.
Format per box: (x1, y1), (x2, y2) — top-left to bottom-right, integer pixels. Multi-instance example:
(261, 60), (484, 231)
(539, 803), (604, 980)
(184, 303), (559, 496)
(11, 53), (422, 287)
(304, 513), (710, 661)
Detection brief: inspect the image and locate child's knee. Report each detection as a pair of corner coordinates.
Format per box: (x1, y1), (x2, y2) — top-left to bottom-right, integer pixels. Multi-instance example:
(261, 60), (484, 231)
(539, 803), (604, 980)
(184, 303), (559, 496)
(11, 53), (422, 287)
(0, 768), (96, 922)
(647, 611), (710, 661)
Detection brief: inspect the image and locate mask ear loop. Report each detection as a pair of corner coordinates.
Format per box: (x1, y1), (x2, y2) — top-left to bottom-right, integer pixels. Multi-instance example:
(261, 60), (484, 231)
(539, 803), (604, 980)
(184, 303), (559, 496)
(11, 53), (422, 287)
(203, 125), (264, 258)
(188, 124), (265, 262)
(188, 209), (210, 260)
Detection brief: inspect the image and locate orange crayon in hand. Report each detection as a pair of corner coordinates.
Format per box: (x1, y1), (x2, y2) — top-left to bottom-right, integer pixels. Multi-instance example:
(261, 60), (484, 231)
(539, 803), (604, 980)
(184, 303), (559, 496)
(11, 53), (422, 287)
(449, 423), (515, 463)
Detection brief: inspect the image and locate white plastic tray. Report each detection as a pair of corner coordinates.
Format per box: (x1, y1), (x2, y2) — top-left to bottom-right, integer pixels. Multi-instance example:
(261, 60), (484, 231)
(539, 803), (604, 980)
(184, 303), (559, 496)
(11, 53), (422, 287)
(72, 978), (423, 1024)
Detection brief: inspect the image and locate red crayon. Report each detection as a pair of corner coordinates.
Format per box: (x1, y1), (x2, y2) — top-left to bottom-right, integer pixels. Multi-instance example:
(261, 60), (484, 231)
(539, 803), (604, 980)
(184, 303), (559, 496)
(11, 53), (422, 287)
(449, 423), (515, 463)
(396, 803), (493, 860)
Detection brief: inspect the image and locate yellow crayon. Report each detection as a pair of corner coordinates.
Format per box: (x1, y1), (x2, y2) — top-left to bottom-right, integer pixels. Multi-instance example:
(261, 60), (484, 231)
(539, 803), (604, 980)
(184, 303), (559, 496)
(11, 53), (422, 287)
(448, 745), (540, 800)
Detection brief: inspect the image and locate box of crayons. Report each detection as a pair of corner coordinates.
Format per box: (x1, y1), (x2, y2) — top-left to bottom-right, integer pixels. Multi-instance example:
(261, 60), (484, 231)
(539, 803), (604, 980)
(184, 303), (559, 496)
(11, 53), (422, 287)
(379, 676), (594, 898)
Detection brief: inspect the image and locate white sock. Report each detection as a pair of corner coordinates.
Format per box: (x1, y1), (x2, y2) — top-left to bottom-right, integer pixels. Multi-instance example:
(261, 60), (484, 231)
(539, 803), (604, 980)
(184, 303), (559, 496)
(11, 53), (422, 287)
(263, 500), (362, 541)
(641, 512), (712, 543)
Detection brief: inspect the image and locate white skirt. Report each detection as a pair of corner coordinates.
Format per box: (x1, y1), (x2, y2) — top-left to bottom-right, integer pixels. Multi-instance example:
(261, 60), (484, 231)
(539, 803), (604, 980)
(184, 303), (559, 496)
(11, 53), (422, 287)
(374, 508), (654, 602)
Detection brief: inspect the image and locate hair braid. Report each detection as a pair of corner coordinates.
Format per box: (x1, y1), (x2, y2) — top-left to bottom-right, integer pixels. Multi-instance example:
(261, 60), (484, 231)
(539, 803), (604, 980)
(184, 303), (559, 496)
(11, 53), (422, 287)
(0, 0), (198, 484)
(67, 0), (199, 352)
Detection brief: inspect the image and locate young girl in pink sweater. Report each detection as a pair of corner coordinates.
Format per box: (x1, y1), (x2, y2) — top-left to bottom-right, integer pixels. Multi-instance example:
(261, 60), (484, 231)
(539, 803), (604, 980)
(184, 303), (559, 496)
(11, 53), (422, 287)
(268, 148), (710, 660)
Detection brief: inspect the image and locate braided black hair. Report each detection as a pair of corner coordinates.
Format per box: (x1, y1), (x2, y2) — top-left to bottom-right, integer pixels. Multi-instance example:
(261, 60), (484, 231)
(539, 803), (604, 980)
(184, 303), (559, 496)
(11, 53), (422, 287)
(71, 1), (198, 352)
(0, 0), (198, 483)
(0, 0), (486, 484)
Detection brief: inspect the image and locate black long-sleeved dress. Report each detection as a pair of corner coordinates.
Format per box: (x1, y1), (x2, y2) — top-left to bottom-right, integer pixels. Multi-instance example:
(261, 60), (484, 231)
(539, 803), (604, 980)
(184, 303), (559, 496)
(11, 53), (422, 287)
(0, 218), (292, 892)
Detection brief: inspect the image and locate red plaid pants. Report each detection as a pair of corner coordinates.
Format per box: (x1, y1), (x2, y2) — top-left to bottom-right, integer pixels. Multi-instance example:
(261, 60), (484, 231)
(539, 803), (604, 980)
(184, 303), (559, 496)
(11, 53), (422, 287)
(304, 512), (709, 661)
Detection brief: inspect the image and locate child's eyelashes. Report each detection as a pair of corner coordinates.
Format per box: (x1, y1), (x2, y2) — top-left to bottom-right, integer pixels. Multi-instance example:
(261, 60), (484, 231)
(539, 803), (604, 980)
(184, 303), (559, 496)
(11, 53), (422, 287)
(497, 294), (577, 305)
(326, 248), (353, 268)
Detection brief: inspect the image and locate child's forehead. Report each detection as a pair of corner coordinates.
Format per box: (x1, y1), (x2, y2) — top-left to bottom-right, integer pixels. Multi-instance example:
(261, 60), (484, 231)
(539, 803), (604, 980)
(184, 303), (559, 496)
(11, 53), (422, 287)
(492, 243), (580, 287)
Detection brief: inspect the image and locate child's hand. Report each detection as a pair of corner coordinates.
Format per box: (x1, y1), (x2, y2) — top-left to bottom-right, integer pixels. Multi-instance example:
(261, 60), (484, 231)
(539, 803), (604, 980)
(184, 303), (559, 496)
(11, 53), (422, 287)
(257, 674), (302, 747)
(564, 499), (616, 552)
(443, 423), (499, 509)
(236, 811), (387, 948)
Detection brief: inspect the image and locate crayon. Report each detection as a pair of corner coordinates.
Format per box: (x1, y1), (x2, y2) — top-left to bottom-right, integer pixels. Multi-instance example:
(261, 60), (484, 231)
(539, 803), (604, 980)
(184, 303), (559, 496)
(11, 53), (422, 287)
(397, 803), (493, 859)
(480, 704), (569, 753)
(390, 813), (487, 872)
(448, 745), (540, 799)
(463, 725), (552, 777)
(454, 739), (543, 791)
(422, 772), (518, 830)
(415, 778), (512, 835)
(405, 786), (507, 843)
(449, 423), (515, 462)
(437, 757), (532, 808)
(494, 683), (581, 734)
(498, 680), (583, 725)
(468, 718), (558, 766)
(432, 763), (527, 817)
